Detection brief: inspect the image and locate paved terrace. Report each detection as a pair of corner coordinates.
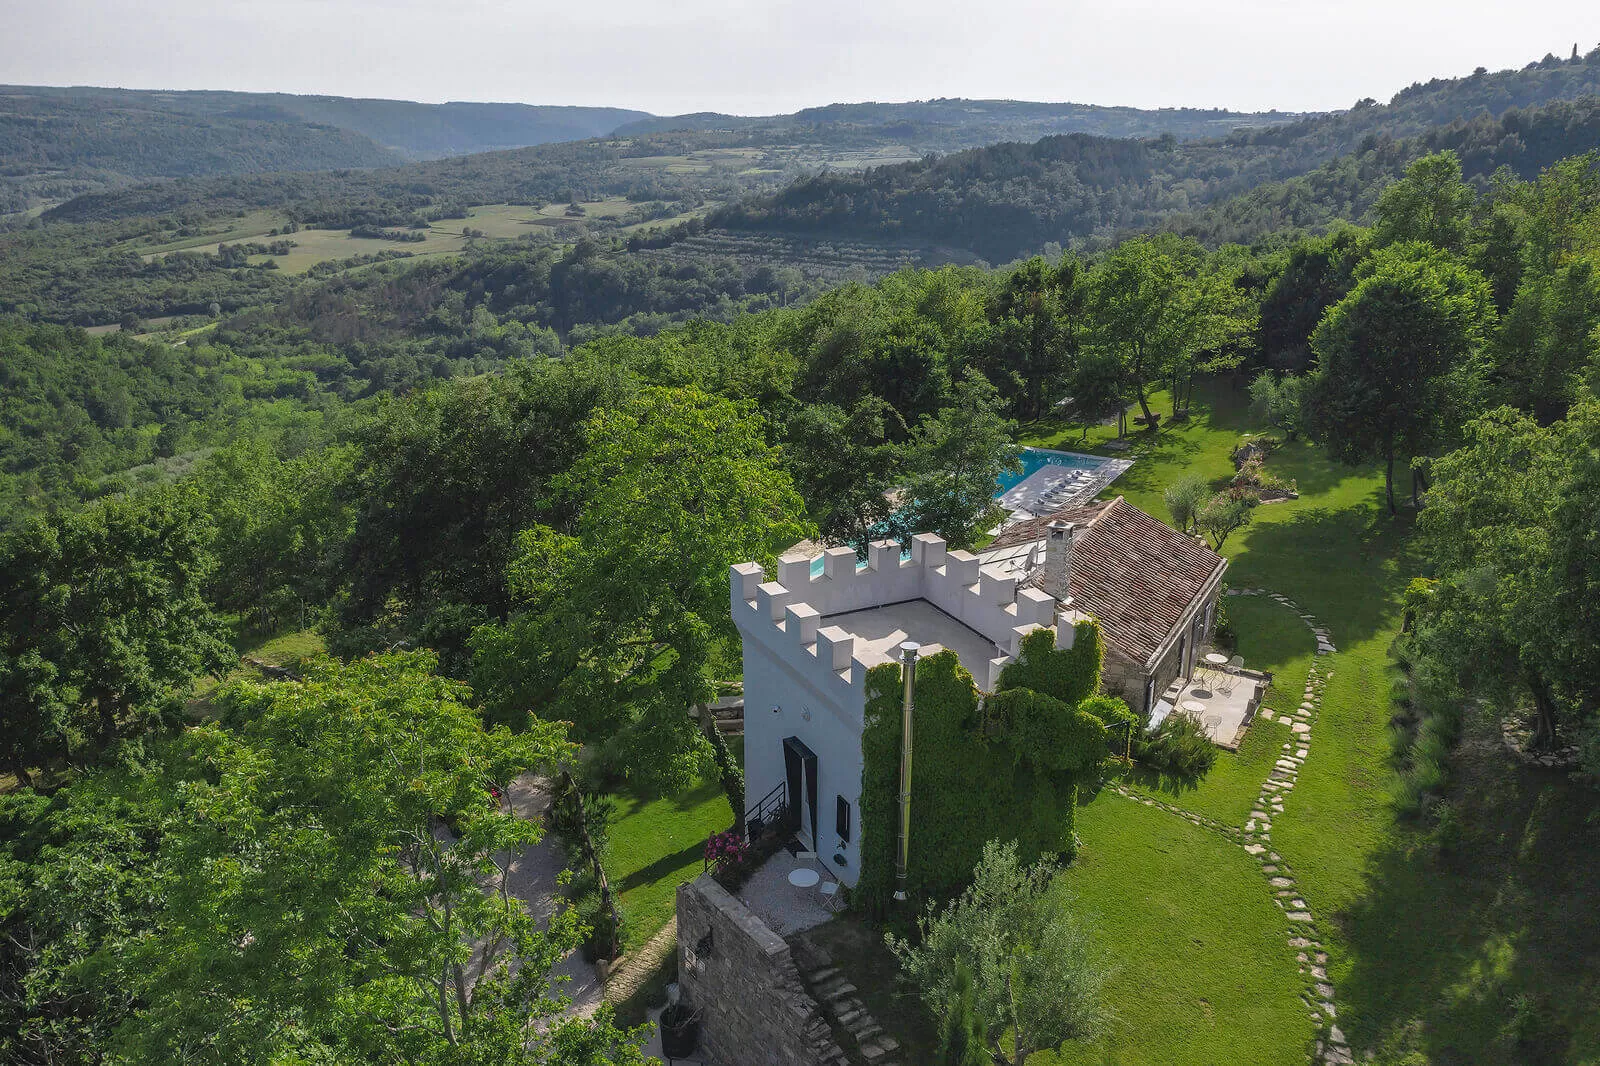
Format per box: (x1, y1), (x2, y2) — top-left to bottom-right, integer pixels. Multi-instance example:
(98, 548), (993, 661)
(1150, 663), (1266, 750)
(820, 599), (1002, 684)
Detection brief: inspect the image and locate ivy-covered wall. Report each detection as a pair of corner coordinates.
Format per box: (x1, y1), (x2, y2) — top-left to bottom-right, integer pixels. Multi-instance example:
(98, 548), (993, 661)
(855, 620), (1135, 915)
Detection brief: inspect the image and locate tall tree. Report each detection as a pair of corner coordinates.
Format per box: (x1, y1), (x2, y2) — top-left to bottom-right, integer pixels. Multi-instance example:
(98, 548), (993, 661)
(978, 255), (1085, 421)
(1303, 245), (1495, 512)
(474, 387), (809, 802)
(787, 279), (959, 433)
(1085, 236), (1253, 429)
(1416, 405), (1600, 757)
(900, 370), (1020, 549)
(1372, 151), (1476, 253)
(784, 397), (908, 552)
(194, 437), (355, 635)
(1256, 227), (1368, 373)
(1495, 253), (1600, 421)
(0, 488), (231, 775)
(330, 361), (634, 671)
(38, 651), (650, 1064)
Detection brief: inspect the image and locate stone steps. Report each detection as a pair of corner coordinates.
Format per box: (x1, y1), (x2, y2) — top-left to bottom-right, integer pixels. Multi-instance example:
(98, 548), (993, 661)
(796, 956), (904, 1066)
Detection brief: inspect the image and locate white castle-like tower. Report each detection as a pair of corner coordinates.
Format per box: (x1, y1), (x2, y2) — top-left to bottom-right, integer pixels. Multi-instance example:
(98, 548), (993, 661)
(730, 533), (1087, 886)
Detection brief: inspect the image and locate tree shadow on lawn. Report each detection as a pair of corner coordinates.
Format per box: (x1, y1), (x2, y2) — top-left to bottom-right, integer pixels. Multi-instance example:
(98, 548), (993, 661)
(1332, 720), (1600, 1064)
(1225, 491), (1420, 652)
(614, 840), (708, 894)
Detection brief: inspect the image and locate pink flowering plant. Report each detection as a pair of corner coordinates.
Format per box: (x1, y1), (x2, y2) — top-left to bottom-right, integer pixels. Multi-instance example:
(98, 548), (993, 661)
(704, 829), (750, 874)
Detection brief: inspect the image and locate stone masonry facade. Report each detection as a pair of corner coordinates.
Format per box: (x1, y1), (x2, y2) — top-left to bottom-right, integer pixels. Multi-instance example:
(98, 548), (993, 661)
(676, 875), (849, 1066)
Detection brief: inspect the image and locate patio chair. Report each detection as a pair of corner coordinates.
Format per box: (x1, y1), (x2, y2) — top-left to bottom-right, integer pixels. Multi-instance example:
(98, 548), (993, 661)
(819, 880), (843, 913)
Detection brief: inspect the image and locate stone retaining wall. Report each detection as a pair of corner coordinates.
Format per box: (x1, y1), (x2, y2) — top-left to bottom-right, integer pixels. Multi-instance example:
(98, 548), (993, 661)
(675, 875), (847, 1066)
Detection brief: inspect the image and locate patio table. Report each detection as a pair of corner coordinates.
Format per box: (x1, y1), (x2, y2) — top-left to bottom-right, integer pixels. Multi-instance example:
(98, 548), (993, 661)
(1181, 700), (1208, 717)
(788, 868), (820, 889)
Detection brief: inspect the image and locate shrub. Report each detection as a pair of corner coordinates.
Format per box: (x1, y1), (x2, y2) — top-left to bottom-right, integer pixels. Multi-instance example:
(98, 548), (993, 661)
(1386, 723), (1415, 764)
(1501, 991), (1542, 1047)
(1135, 714), (1218, 780)
(573, 881), (626, 962)
(1429, 800), (1462, 856)
(1213, 591), (1235, 645)
(706, 825), (783, 893)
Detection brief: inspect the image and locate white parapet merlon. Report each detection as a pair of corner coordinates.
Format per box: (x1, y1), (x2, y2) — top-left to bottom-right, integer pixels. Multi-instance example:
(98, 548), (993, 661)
(730, 534), (1069, 705)
(1055, 606), (1095, 649)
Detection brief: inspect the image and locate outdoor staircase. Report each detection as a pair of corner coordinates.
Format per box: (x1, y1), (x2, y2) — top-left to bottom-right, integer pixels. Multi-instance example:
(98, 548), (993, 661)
(792, 942), (904, 1066)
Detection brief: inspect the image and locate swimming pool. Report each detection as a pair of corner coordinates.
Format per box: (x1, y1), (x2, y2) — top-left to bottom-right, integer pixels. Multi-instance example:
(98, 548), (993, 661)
(807, 447), (1125, 576)
(995, 447), (1120, 494)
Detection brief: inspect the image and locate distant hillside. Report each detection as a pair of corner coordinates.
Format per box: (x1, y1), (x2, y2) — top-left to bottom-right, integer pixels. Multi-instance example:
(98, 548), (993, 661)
(1159, 95), (1600, 246)
(613, 98), (1302, 143)
(0, 86), (650, 213)
(245, 95), (649, 159)
(40, 129), (794, 227)
(708, 50), (1600, 261)
(0, 88), (403, 212)
(2, 86), (649, 159)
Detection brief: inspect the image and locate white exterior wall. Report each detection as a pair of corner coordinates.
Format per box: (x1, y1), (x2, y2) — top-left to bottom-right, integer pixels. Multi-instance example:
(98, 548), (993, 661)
(730, 535), (1065, 888)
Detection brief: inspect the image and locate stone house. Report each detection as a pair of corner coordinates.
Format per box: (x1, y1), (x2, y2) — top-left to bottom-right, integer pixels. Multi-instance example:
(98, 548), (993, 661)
(983, 497), (1229, 714)
(727, 495), (1225, 888)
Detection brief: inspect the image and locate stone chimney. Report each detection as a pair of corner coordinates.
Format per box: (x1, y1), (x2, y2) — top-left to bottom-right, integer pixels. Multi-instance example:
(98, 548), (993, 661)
(1043, 521), (1077, 603)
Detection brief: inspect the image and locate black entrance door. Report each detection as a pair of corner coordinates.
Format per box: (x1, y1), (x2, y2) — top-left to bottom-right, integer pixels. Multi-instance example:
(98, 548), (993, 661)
(782, 736), (819, 845)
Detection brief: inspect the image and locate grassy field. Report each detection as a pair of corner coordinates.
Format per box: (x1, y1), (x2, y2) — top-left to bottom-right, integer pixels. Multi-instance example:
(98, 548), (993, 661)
(130, 201), (719, 276)
(1048, 795), (1317, 1066)
(1011, 380), (1600, 1064)
(603, 736), (740, 951)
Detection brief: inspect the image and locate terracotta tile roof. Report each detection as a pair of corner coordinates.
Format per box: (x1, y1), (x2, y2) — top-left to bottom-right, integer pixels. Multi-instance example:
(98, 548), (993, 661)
(991, 497), (1227, 668)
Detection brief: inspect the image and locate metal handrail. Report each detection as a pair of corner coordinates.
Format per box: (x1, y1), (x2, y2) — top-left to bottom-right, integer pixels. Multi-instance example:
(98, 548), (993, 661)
(743, 780), (787, 837)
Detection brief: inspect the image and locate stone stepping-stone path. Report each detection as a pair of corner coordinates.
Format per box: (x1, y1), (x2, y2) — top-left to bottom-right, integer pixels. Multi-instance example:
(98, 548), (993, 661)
(1114, 588), (1353, 1066)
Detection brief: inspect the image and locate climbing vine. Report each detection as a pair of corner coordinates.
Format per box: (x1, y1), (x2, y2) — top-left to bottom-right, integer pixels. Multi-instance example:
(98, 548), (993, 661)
(855, 619), (1134, 916)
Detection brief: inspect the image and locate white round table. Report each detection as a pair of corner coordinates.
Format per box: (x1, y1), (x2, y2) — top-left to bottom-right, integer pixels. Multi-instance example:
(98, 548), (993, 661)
(1204, 652), (1229, 667)
(1181, 700), (1208, 715)
(788, 867), (820, 889)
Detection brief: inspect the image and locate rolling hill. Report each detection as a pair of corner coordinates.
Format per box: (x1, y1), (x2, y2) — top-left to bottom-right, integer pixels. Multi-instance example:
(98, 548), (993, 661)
(706, 51), (1600, 261)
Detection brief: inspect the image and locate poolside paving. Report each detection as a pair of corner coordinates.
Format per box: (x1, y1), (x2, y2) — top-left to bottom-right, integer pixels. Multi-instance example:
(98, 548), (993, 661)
(995, 450), (1133, 515)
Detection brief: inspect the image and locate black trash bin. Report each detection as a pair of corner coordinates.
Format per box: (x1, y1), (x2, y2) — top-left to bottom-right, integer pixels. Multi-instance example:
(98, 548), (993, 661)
(659, 1003), (701, 1059)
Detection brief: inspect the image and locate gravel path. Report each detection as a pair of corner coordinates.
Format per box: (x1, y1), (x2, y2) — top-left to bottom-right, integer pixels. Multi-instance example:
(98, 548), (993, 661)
(503, 773), (603, 1019)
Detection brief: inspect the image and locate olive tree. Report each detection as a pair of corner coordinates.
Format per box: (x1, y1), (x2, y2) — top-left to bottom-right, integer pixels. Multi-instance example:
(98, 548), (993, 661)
(889, 840), (1108, 1066)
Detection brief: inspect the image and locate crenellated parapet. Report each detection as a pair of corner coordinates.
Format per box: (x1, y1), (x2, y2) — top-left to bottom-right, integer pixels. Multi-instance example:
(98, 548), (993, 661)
(731, 534), (1085, 699)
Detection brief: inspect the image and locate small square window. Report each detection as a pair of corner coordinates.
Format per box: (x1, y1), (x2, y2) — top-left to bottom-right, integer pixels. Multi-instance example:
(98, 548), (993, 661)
(836, 796), (851, 843)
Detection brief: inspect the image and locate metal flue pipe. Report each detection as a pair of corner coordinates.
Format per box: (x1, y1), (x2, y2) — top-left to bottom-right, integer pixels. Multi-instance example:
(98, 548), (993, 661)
(894, 640), (920, 902)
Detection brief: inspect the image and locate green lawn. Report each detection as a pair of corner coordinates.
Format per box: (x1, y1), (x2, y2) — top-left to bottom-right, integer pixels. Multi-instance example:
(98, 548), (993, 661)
(819, 379), (1597, 1065)
(1332, 720), (1600, 1063)
(806, 793), (1316, 1066)
(603, 737), (740, 951)
(1047, 795), (1316, 1066)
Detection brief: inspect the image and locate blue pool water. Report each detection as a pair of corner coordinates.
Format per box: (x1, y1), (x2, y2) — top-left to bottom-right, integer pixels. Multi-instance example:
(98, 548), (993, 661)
(995, 447), (1115, 494)
(807, 448), (1116, 577)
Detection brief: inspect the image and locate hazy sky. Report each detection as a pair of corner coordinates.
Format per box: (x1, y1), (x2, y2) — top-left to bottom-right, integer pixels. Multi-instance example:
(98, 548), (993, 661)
(5, 0), (1597, 116)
